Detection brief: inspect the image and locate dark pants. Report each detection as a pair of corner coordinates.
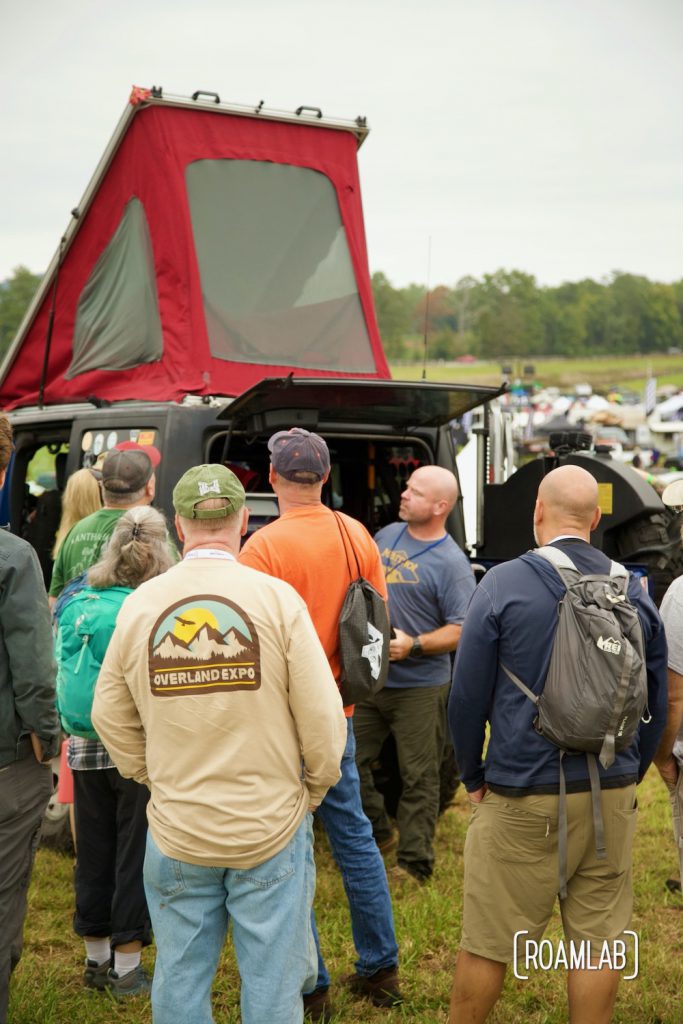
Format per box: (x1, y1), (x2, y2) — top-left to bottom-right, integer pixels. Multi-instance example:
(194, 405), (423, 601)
(73, 767), (151, 948)
(354, 683), (449, 878)
(0, 755), (52, 1024)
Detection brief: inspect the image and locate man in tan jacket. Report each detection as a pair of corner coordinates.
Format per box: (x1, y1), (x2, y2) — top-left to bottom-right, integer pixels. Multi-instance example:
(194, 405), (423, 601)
(92, 464), (347, 1024)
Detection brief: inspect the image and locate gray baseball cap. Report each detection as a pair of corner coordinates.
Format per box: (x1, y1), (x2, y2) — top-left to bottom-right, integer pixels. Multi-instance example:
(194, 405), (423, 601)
(101, 448), (157, 494)
(268, 428), (330, 483)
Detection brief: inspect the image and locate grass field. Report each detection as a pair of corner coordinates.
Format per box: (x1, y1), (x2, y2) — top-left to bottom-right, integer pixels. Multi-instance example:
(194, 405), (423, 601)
(9, 770), (682, 1023)
(389, 354), (683, 395)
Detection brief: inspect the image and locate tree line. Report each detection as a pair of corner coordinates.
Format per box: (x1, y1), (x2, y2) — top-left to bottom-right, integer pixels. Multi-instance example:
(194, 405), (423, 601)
(0, 267), (42, 362)
(2, 265), (683, 364)
(372, 269), (683, 361)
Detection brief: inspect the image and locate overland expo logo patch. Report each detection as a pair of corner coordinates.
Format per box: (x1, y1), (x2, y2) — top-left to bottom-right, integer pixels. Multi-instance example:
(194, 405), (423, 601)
(148, 594), (261, 696)
(597, 635), (622, 655)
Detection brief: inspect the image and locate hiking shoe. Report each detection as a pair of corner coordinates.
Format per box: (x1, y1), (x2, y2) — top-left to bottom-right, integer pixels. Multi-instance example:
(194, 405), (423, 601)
(83, 958), (111, 990)
(105, 964), (152, 998)
(303, 986), (334, 1021)
(347, 967), (402, 1007)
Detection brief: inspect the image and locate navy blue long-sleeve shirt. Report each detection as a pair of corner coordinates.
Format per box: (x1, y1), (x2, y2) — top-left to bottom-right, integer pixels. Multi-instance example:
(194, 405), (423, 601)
(449, 539), (668, 794)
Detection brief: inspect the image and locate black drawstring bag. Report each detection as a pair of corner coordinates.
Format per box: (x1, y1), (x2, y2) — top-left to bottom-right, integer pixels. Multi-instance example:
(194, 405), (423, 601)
(334, 512), (390, 707)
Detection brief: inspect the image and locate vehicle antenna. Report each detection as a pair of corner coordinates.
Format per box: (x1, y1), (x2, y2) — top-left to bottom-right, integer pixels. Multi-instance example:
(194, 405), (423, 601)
(38, 231), (70, 409)
(421, 236), (431, 381)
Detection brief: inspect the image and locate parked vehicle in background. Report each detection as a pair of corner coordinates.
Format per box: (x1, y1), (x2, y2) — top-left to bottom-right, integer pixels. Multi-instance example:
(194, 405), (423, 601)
(0, 88), (505, 846)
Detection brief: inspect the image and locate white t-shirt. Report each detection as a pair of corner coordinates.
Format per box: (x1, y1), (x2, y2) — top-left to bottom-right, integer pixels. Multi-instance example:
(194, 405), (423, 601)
(659, 575), (683, 761)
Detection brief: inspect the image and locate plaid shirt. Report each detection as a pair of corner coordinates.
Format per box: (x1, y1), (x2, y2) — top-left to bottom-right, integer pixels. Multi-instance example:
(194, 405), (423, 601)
(67, 736), (114, 771)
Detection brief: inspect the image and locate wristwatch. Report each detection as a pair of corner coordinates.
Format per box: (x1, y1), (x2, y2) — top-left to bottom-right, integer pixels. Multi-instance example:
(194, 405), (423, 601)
(410, 636), (423, 658)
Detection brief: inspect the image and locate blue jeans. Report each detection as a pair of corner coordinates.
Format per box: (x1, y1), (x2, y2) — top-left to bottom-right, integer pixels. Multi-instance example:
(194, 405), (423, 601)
(310, 717), (398, 991)
(144, 816), (317, 1024)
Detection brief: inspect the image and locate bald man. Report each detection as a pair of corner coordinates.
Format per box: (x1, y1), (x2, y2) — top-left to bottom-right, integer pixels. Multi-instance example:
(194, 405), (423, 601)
(354, 466), (476, 883)
(448, 465), (667, 1024)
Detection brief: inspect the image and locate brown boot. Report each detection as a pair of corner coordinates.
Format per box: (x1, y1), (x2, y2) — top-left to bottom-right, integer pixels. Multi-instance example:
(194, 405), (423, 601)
(303, 986), (334, 1022)
(347, 966), (402, 1007)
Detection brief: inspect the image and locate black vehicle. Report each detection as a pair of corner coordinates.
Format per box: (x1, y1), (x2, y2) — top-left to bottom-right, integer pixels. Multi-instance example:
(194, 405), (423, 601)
(475, 425), (683, 606)
(5, 377), (503, 849)
(6, 377), (503, 549)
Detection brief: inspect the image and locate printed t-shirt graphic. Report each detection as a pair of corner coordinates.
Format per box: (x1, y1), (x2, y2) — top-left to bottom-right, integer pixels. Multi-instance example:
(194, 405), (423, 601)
(382, 547), (420, 585)
(148, 594), (261, 696)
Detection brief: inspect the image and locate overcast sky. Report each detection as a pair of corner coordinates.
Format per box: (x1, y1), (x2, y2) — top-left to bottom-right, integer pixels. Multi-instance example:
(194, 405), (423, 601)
(1, 0), (681, 290)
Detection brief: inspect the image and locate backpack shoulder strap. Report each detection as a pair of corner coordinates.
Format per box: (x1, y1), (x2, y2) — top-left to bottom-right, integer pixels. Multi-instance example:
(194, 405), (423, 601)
(333, 511), (360, 581)
(58, 584), (96, 623)
(53, 571), (89, 624)
(500, 662), (540, 705)
(534, 545), (578, 574)
(608, 559), (628, 580)
(530, 544), (581, 589)
(537, 544), (629, 583)
(99, 585), (134, 604)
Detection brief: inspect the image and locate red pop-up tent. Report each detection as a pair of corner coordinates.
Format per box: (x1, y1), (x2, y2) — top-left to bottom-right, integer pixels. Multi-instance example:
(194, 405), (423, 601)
(0, 89), (389, 410)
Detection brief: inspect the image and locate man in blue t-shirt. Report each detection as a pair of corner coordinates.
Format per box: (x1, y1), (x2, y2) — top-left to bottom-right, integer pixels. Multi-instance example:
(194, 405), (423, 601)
(354, 466), (476, 883)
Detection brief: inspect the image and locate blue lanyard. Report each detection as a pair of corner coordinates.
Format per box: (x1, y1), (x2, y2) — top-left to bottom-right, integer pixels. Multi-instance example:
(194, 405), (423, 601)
(383, 524), (448, 578)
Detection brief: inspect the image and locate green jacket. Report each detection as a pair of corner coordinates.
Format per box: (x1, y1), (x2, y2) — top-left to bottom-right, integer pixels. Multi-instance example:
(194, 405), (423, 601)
(0, 529), (61, 767)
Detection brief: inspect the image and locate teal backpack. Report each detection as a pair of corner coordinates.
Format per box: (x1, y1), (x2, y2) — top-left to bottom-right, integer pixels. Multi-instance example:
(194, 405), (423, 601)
(54, 585), (132, 739)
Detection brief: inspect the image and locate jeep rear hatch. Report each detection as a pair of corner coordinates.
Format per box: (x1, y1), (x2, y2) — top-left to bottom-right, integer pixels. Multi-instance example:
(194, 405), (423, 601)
(217, 377), (505, 431)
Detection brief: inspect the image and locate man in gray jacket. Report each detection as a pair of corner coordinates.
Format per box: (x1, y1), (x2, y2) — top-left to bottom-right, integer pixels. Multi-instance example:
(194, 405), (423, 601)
(0, 414), (61, 1024)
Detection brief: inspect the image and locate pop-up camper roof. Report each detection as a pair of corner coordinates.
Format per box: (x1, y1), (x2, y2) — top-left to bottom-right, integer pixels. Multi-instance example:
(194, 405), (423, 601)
(0, 88), (389, 410)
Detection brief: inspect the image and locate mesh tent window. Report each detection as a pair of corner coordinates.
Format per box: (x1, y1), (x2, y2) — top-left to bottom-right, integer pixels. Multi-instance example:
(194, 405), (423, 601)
(68, 197), (163, 379)
(185, 160), (376, 373)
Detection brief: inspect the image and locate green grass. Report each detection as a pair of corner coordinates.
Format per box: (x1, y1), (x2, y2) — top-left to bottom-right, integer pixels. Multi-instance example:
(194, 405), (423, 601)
(9, 770), (683, 1023)
(389, 354), (683, 395)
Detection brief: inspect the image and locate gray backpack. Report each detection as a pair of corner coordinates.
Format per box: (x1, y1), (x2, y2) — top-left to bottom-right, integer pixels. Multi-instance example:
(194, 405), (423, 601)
(502, 545), (648, 897)
(333, 512), (390, 707)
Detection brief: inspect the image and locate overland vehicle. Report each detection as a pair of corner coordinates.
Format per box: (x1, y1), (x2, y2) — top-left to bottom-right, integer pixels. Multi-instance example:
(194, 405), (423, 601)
(0, 87), (502, 539)
(4, 88), (680, 843)
(0, 87), (503, 847)
(4, 380), (500, 554)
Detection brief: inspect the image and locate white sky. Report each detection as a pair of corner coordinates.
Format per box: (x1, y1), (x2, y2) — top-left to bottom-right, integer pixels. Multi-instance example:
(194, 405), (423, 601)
(1, 0), (681, 289)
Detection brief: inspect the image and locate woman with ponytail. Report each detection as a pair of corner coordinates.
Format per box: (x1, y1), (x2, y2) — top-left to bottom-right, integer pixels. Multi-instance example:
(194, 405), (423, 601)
(55, 506), (174, 999)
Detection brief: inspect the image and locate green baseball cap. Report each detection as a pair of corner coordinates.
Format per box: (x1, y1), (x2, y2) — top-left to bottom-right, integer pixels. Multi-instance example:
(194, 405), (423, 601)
(173, 464), (246, 520)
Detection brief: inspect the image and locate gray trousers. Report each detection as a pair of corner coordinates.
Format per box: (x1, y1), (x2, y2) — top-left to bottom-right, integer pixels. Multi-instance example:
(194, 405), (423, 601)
(0, 755), (52, 1024)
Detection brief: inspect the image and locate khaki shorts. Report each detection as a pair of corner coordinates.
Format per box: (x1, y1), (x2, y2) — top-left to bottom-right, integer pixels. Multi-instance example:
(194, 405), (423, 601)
(670, 764), (683, 887)
(461, 785), (637, 964)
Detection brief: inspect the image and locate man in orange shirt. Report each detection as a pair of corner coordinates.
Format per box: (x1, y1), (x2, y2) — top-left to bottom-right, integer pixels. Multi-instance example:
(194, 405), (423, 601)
(240, 429), (400, 1022)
